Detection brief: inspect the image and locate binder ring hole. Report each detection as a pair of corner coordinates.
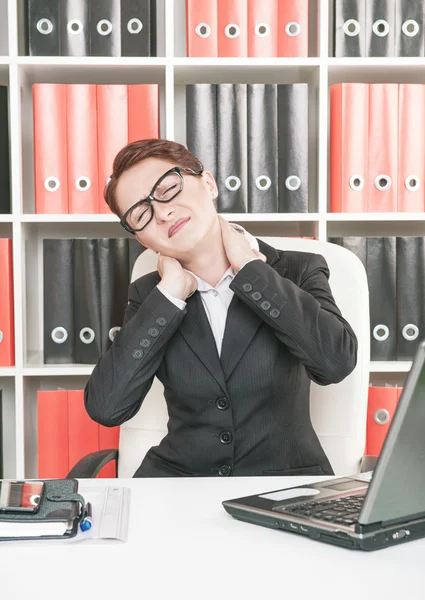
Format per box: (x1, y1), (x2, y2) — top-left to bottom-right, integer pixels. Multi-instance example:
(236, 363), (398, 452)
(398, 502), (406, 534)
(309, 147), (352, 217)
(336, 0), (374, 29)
(343, 19), (360, 37)
(405, 175), (420, 191)
(97, 20), (113, 36)
(373, 19), (390, 37)
(127, 18), (143, 34)
(44, 177), (60, 192)
(0, 330), (3, 343)
(225, 176), (241, 191)
(36, 18), (53, 35)
(29, 494), (41, 506)
(285, 21), (301, 37)
(402, 324), (419, 341)
(68, 20), (83, 35)
(225, 24), (240, 39)
(51, 326), (68, 344)
(349, 174), (364, 190)
(76, 176), (91, 191)
(255, 23), (270, 37)
(109, 326), (121, 342)
(195, 23), (211, 38)
(374, 409), (390, 425)
(256, 175), (272, 191)
(402, 19), (419, 37)
(375, 174), (391, 191)
(285, 175), (301, 191)
(80, 327), (95, 344)
(373, 324), (389, 341)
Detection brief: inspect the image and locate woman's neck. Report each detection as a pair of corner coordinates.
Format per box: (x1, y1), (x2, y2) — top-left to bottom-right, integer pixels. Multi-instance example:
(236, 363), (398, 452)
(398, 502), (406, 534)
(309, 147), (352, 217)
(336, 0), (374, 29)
(179, 218), (231, 288)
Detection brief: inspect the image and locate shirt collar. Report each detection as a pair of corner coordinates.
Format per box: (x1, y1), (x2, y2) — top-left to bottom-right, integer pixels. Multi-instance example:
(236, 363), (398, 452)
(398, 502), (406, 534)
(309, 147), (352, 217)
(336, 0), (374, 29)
(185, 223), (258, 292)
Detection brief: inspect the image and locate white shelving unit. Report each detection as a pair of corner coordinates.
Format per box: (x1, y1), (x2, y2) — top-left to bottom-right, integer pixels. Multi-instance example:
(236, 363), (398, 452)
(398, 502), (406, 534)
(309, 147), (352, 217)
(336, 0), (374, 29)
(0, 0), (421, 478)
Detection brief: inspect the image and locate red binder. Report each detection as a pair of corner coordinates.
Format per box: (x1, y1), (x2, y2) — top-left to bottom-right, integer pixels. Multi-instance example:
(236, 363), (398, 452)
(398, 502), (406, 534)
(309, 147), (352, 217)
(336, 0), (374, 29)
(67, 85), (99, 214)
(68, 390), (99, 473)
(33, 84), (68, 214)
(398, 84), (425, 212)
(278, 0), (309, 57)
(217, 0), (247, 57)
(368, 84), (398, 212)
(366, 386), (401, 456)
(330, 83), (369, 212)
(97, 85), (128, 214)
(247, 0), (278, 57)
(128, 85), (160, 143)
(186, 0), (218, 57)
(99, 424), (120, 478)
(0, 238), (14, 366)
(37, 390), (69, 479)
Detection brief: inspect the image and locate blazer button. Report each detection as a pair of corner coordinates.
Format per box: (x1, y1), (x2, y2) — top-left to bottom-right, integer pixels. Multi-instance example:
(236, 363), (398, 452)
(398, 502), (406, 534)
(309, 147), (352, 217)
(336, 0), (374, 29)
(261, 301), (271, 311)
(270, 308), (280, 318)
(219, 431), (233, 444)
(218, 465), (232, 476)
(156, 317), (167, 326)
(252, 292), (262, 301)
(148, 327), (159, 337)
(242, 283), (253, 293)
(215, 397), (230, 410)
(140, 338), (151, 349)
(132, 349), (144, 359)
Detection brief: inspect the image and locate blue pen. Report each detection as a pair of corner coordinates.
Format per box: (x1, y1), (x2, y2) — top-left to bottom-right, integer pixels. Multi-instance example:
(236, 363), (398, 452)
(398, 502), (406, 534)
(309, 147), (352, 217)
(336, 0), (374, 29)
(80, 502), (93, 532)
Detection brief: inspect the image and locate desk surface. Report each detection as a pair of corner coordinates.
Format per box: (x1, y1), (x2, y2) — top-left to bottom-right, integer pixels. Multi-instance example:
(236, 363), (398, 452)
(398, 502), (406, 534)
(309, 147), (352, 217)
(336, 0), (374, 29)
(1, 476), (424, 600)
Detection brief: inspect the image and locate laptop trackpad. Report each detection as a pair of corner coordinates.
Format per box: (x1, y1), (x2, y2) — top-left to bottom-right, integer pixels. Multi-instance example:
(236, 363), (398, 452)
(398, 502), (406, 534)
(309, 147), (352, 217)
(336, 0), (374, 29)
(259, 488), (320, 501)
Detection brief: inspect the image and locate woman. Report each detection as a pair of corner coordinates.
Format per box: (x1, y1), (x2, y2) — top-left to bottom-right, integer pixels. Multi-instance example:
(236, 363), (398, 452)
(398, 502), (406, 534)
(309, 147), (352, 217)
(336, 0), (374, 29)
(85, 138), (358, 477)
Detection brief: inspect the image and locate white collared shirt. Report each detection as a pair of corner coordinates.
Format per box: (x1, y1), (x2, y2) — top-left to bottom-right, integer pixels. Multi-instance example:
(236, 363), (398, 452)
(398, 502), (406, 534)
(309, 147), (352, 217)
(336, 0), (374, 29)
(157, 224), (260, 356)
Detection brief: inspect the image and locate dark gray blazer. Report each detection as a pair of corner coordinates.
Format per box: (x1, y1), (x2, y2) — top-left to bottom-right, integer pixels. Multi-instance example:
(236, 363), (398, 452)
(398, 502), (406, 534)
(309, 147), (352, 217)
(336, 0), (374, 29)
(85, 239), (358, 477)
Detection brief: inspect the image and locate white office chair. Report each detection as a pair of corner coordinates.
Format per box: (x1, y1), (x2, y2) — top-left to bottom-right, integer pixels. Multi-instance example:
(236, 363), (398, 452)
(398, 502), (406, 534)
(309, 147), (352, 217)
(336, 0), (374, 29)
(117, 237), (371, 478)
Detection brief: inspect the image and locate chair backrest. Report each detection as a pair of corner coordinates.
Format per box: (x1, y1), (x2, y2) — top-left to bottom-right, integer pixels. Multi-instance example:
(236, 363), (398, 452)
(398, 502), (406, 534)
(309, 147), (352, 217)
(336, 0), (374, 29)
(118, 237), (370, 477)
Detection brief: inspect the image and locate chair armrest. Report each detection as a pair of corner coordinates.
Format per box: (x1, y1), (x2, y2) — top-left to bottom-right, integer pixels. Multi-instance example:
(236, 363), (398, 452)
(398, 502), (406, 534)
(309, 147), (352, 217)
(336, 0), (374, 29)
(360, 455), (378, 473)
(66, 449), (118, 478)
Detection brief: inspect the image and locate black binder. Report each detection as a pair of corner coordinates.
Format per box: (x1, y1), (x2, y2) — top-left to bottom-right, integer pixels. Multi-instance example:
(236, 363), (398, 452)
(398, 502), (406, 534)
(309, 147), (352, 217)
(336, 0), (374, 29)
(395, 0), (424, 57)
(99, 238), (129, 354)
(366, 0), (396, 57)
(59, 0), (90, 57)
(121, 0), (157, 57)
(217, 84), (248, 213)
(26, 0), (60, 56)
(186, 84), (218, 180)
(0, 86), (10, 214)
(367, 237), (397, 360)
(89, 0), (121, 56)
(396, 237), (425, 360)
(43, 239), (75, 364)
(334, 0), (366, 57)
(73, 239), (102, 364)
(277, 84), (309, 213)
(247, 84), (278, 213)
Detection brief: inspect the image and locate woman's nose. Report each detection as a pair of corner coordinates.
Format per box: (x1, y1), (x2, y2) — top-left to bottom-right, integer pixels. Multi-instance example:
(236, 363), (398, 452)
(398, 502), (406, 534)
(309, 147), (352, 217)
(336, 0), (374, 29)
(153, 201), (175, 221)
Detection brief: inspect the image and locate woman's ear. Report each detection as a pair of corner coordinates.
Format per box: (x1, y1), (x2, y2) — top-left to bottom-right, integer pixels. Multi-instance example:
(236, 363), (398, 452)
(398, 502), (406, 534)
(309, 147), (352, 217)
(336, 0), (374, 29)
(202, 170), (218, 198)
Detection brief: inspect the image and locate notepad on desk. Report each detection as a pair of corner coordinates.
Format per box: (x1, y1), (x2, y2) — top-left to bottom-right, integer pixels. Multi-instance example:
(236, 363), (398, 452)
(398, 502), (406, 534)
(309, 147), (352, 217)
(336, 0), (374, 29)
(0, 520), (74, 537)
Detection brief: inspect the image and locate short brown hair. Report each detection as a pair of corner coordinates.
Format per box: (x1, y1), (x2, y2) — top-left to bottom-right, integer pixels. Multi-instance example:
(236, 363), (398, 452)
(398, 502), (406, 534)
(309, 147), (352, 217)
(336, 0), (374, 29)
(104, 139), (204, 217)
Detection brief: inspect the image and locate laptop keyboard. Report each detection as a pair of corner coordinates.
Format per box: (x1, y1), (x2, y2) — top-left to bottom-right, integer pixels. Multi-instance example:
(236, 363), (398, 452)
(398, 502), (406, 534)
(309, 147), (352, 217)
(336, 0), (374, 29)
(282, 494), (366, 526)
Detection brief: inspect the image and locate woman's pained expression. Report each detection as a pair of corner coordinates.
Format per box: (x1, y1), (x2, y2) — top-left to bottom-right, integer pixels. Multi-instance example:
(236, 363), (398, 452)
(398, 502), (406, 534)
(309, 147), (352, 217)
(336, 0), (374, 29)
(116, 158), (219, 258)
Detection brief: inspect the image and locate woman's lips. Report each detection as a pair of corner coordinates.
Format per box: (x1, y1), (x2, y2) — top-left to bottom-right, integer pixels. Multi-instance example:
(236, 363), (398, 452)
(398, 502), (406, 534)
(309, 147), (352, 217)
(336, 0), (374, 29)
(168, 217), (190, 238)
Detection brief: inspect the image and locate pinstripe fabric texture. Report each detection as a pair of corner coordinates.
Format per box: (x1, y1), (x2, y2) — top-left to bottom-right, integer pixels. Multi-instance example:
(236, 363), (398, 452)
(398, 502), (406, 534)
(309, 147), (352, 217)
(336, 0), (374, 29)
(85, 239), (358, 477)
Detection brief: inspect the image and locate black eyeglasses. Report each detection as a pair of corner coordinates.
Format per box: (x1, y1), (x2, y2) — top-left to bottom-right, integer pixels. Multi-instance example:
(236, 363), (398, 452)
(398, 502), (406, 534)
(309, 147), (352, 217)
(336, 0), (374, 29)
(119, 166), (203, 234)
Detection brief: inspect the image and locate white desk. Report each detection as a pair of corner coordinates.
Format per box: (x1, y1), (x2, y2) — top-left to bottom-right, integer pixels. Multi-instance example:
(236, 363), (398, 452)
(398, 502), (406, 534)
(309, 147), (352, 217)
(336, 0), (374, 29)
(1, 476), (424, 600)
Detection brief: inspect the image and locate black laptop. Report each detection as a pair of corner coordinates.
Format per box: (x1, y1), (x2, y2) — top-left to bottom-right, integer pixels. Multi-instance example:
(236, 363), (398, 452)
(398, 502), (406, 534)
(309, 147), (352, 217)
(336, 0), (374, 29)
(222, 341), (425, 551)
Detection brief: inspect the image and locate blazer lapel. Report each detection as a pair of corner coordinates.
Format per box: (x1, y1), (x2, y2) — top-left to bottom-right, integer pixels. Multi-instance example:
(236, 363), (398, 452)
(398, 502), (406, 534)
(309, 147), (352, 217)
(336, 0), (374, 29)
(220, 238), (287, 381)
(220, 294), (263, 381)
(178, 292), (229, 395)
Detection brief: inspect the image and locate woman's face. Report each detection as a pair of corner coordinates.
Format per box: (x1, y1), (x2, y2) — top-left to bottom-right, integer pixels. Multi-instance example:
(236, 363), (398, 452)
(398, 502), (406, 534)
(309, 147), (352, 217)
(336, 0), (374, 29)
(115, 158), (219, 258)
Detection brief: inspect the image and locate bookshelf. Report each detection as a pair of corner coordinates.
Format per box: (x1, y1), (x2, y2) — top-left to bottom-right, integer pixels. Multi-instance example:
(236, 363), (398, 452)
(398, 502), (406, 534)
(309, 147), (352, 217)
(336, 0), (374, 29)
(0, 0), (419, 478)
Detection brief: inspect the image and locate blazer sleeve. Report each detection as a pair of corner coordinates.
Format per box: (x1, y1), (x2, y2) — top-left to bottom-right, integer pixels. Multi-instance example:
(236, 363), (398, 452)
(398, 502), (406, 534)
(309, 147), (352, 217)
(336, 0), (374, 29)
(229, 253), (358, 385)
(84, 281), (186, 427)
